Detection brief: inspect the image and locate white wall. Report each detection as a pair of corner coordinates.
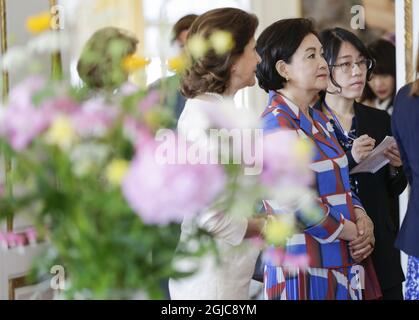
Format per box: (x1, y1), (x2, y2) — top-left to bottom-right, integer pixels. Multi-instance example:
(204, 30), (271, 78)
(246, 0), (302, 114)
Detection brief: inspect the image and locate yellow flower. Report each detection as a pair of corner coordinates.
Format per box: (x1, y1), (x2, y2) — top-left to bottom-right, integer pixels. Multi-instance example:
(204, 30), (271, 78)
(187, 35), (208, 59)
(45, 116), (77, 150)
(143, 110), (165, 131)
(300, 206), (324, 226)
(122, 55), (151, 72)
(209, 30), (234, 55)
(264, 215), (295, 246)
(26, 12), (51, 34)
(167, 54), (188, 73)
(106, 159), (129, 186)
(293, 138), (313, 159)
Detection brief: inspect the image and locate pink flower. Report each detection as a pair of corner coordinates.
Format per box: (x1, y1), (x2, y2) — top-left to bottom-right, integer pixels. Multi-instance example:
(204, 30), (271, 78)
(122, 137), (227, 225)
(123, 117), (154, 150)
(262, 246), (309, 269)
(71, 98), (119, 137)
(42, 96), (79, 116)
(8, 76), (45, 107)
(260, 130), (313, 188)
(119, 82), (139, 96)
(15, 234), (25, 247)
(26, 227), (38, 245)
(0, 76), (50, 151)
(6, 232), (17, 247)
(138, 89), (160, 112)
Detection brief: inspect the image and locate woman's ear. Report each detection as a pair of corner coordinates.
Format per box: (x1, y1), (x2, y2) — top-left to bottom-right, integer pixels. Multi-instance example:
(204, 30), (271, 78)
(275, 60), (289, 81)
(326, 77), (342, 95)
(230, 62), (237, 74)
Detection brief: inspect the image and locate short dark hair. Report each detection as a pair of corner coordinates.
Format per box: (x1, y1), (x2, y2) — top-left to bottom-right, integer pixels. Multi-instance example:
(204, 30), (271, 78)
(362, 39), (396, 101)
(256, 18), (318, 93)
(368, 39), (395, 76)
(172, 14), (198, 43)
(181, 8), (258, 98)
(319, 27), (375, 93)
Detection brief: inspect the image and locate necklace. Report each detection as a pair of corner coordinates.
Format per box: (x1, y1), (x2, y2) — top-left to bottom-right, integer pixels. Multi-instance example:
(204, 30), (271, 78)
(203, 92), (225, 102)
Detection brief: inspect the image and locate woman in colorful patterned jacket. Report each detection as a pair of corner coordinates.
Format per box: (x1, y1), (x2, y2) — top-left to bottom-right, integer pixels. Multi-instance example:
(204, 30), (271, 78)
(255, 18), (376, 300)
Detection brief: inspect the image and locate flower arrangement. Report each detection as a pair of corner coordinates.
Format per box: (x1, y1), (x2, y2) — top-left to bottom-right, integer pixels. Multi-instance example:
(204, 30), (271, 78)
(0, 9), (321, 299)
(0, 76), (210, 299)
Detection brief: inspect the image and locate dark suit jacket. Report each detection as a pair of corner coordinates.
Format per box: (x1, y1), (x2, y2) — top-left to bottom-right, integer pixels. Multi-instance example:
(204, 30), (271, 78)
(352, 102), (407, 290)
(149, 75), (186, 127)
(392, 84), (419, 259)
(315, 101), (407, 290)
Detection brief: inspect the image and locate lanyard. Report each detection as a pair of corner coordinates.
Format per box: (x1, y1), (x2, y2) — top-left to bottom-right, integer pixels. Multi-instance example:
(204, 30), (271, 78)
(323, 101), (358, 145)
(323, 100), (347, 136)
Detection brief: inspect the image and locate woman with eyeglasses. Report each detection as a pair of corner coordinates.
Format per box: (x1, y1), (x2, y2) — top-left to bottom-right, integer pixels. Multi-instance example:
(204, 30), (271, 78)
(315, 28), (408, 300)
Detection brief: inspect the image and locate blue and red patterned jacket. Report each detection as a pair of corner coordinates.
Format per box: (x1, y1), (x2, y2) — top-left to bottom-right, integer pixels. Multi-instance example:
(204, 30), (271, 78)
(262, 91), (366, 269)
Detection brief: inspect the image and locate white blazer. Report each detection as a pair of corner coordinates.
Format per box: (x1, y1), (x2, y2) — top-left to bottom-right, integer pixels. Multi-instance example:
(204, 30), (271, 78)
(169, 95), (260, 300)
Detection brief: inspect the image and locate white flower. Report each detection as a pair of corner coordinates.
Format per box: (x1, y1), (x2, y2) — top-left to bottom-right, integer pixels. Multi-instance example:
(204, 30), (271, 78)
(27, 31), (70, 54)
(69, 143), (110, 177)
(187, 35), (208, 59)
(0, 47), (32, 72)
(209, 31), (234, 55)
(268, 187), (317, 213)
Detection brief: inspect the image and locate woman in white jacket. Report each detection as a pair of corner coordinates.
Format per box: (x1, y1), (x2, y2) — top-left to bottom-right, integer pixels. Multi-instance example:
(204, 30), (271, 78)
(168, 7), (265, 300)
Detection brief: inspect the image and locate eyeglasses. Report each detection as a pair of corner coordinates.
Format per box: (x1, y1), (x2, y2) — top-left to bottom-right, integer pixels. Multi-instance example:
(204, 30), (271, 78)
(330, 59), (373, 74)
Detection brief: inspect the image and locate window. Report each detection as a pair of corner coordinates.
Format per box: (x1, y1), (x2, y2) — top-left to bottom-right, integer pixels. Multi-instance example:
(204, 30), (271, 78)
(142, 0), (250, 86)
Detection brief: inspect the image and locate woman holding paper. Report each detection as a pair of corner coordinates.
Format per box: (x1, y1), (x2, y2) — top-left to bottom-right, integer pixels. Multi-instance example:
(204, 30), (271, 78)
(316, 28), (407, 299)
(391, 54), (419, 300)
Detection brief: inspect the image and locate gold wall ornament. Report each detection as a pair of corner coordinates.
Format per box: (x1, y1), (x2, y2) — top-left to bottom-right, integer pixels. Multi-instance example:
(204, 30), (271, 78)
(0, 0), (8, 100)
(404, 0), (414, 83)
(49, 0), (63, 80)
(0, 0), (14, 232)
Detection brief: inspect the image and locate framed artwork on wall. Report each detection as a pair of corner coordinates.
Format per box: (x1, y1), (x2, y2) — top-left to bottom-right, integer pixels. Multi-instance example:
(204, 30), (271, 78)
(301, 0), (395, 45)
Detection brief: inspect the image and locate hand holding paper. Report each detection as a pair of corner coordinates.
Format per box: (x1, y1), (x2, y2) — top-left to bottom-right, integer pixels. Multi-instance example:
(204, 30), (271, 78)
(383, 143), (403, 167)
(350, 136), (397, 174)
(351, 134), (376, 163)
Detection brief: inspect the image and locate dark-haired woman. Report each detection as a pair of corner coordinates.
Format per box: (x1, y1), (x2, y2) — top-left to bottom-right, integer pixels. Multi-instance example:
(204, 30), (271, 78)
(315, 27), (407, 300)
(361, 39), (396, 115)
(256, 18), (375, 300)
(169, 7), (265, 300)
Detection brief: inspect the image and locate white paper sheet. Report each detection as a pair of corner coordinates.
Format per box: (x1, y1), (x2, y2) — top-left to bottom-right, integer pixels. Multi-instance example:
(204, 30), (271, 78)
(349, 136), (396, 174)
